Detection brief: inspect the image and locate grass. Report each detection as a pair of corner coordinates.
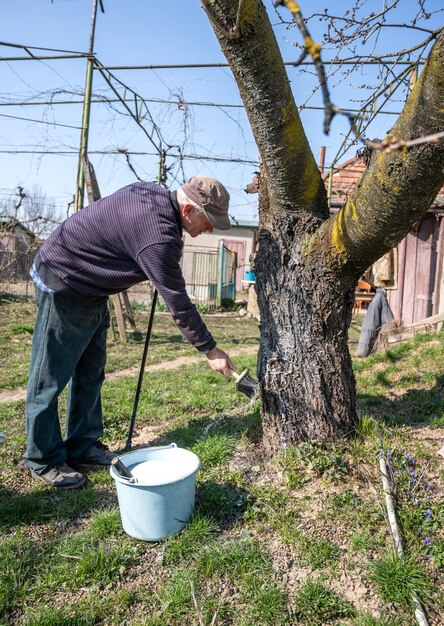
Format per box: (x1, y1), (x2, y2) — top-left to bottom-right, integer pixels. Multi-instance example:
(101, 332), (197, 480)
(367, 551), (432, 609)
(0, 298), (260, 389)
(278, 440), (349, 486)
(350, 528), (380, 551)
(351, 615), (403, 626)
(1, 300), (444, 624)
(162, 514), (219, 565)
(196, 537), (271, 581)
(298, 535), (341, 570)
(355, 331), (444, 426)
(191, 433), (236, 470)
(293, 578), (355, 624)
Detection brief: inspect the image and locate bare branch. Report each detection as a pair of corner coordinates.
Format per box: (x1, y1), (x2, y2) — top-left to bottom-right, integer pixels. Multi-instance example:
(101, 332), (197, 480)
(189, 580), (206, 626)
(117, 148), (144, 182)
(365, 130), (444, 152)
(274, 0), (337, 134)
(14, 186), (26, 211)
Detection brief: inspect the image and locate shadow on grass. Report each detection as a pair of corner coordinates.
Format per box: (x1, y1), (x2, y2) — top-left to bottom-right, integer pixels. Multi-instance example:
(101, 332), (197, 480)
(0, 484), (114, 530)
(195, 480), (250, 528)
(358, 373), (444, 426)
(150, 334), (185, 345)
(131, 406), (262, 451)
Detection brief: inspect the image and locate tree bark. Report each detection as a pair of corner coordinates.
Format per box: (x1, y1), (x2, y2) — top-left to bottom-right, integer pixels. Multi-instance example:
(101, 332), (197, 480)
(255, 203), (357, 450)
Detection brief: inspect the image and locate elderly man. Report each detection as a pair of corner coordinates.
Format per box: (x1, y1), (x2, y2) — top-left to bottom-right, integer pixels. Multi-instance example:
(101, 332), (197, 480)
(24, 176), (233, 489)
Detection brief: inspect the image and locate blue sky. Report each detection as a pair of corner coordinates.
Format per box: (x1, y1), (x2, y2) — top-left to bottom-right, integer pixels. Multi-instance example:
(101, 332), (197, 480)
(1, 0), (442, 222)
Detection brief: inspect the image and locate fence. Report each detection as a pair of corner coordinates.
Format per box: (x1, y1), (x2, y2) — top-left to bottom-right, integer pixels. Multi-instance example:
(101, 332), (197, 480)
(181, 241), (237, 310)
(0, 249), (38, 298)
(1, 243), (238, 309)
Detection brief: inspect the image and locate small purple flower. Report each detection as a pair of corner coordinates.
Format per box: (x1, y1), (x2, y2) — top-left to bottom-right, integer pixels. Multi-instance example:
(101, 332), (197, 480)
(104, 545), (111, 554)
(424, 509), (433, 518)
(413, 499), (419, 507)
(387, 449), (392, 458)
(424, 481), (430, 490)
(393, 470), (399, 477)
(409, 470), (417, 478)
(423, 537), (432, 547)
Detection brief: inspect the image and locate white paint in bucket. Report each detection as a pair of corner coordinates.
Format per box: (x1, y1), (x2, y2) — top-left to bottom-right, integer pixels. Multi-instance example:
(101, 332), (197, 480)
(110, 443), (200, 541)
(130, 460), (180, 485)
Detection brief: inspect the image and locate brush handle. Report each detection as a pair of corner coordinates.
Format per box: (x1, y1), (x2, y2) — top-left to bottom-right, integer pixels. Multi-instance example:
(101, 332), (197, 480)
(111, 457), (135, 480)
(229, 368), (240, 380)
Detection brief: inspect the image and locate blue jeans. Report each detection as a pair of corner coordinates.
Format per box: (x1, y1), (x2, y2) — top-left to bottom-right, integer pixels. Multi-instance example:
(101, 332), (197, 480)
(24, 287), (110, 473)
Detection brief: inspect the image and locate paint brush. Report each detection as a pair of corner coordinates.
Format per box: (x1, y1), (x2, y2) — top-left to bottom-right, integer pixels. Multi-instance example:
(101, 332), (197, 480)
(230, 368), (259, 399)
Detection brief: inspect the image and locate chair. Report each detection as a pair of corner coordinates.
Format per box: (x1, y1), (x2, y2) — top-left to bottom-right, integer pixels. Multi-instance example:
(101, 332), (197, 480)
(353, 280), (374, 315)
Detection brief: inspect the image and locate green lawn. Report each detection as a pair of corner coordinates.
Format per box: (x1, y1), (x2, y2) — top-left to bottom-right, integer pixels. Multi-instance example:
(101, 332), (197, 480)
(0, 297), (443, 625)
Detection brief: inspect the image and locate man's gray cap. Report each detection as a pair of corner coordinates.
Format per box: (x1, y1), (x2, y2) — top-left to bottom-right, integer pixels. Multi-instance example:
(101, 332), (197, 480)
(182, 176), (231, 230)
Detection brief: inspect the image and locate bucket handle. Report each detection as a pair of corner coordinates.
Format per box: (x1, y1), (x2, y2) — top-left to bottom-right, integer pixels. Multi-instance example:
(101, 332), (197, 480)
(145, 443), (177, 451)
(116, 473), (138, 484)
(112, 443), (178, 484)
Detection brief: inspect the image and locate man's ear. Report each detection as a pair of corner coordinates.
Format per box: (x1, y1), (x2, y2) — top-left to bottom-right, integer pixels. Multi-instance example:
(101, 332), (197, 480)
(182, 204), (195, 219)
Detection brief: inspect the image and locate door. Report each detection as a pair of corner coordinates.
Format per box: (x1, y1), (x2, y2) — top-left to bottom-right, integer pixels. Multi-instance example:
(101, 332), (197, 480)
(221, 240), (246, 292)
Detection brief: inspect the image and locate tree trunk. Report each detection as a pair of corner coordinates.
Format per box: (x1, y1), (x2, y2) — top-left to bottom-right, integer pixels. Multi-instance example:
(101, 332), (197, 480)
(255, 185), (356, 452)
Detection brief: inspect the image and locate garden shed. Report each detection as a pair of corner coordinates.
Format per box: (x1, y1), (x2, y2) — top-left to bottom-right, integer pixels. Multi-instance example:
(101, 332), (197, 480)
(328, 156), (444, 326)
(182, 218), (258, 293)
(0, 217), (40, 282)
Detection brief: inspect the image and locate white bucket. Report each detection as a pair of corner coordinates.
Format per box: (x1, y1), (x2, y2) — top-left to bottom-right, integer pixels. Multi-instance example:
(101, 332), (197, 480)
(110, 443), (200, 541)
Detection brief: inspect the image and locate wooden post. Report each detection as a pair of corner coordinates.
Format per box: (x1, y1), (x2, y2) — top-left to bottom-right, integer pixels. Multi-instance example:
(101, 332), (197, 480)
(217, 240), (224, 308)
(319, 146), (326, 174)
(81, 155), (135, 342)
(112, 291), (127, 343)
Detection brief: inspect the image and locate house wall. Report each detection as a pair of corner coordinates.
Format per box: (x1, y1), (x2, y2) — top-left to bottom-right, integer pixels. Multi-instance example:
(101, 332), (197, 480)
(0, 224), (39, 281)
(0, 231), (16, 252)
(387, 214), (443, 325)
(183, 225), (257, 291)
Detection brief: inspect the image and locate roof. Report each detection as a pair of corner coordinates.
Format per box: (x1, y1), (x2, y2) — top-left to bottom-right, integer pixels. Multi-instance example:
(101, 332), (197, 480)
(0, 216), (37, 237)
(326, 155), (444, 209)
(228, 217), (259, 229)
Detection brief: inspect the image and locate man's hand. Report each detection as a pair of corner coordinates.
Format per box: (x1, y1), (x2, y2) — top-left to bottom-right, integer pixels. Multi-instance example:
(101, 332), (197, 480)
(205, 346), (233, 378)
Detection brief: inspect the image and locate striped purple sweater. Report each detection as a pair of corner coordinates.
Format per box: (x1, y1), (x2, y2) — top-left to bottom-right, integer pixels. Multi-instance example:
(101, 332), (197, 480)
(36, 182), (216, 353)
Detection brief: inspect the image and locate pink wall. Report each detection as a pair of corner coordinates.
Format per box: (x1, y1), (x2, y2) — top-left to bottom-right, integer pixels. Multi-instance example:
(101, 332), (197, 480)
(387, 214), (443, 325)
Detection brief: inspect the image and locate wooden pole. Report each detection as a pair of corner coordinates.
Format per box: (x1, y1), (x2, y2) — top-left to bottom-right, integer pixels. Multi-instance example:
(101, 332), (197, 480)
(75, 0), (100, 211)
(319, 146), (326, 174)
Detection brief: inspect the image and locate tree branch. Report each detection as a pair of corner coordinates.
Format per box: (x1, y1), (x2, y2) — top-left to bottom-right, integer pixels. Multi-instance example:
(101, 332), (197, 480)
(365, 130), (444, 152)
(201, 0), (327, 217)
(274, 0), (337, 134)
(321, 30), (444, 279)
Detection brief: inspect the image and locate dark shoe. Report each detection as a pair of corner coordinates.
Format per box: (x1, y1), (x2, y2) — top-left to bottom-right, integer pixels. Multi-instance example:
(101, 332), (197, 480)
(31, 463), (86, 489)
(76, 441), (117, 469)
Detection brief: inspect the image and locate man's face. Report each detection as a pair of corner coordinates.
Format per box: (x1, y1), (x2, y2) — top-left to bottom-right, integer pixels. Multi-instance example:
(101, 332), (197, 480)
(183, 207), (214, 238)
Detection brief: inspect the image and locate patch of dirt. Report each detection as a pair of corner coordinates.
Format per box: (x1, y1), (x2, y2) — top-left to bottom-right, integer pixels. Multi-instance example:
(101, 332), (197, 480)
(0, 344), (258, 405)
(223, 440), (383, 614)
(128, 424), (165, 449)
(0, 388), (26, 404)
